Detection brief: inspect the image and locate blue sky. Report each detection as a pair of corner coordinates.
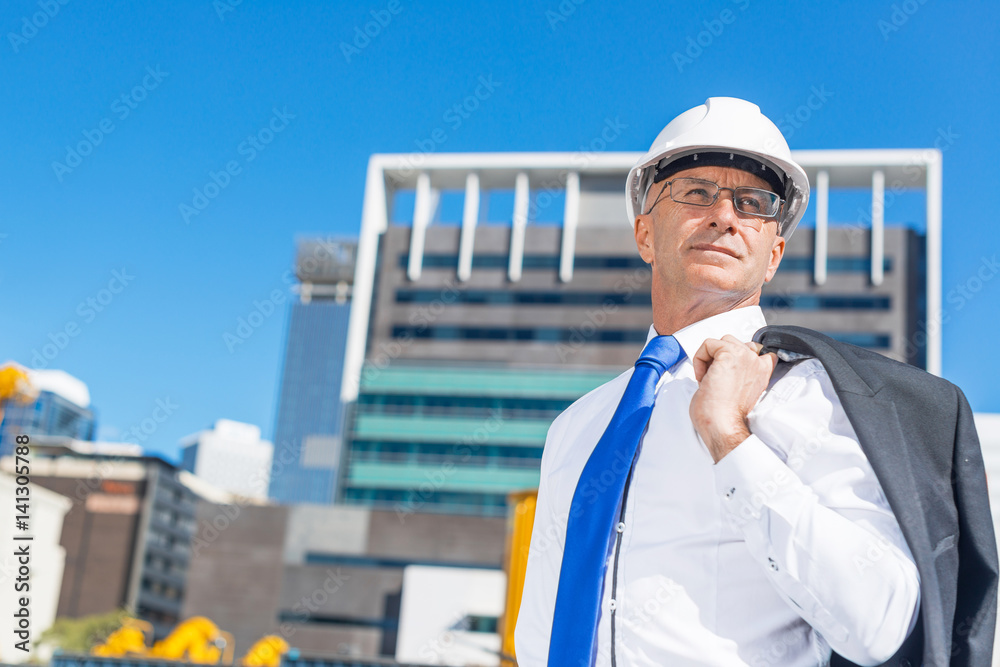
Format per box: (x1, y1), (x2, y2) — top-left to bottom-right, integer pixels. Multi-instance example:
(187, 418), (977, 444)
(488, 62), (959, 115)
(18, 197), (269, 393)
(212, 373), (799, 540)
(2, 0), (998, 460)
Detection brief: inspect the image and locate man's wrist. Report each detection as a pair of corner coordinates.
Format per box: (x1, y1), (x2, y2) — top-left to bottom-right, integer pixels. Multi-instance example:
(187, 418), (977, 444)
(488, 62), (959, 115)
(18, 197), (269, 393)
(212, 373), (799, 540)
(702, 418), (751, 463)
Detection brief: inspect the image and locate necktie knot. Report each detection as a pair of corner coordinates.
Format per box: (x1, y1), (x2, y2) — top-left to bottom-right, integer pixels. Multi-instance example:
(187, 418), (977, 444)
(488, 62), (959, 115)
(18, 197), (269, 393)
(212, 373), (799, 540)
(635, 334), (684, 376)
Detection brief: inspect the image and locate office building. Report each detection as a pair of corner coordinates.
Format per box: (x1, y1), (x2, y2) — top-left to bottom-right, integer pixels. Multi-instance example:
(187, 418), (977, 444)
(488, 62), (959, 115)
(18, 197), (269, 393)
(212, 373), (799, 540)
(268, 239), (357, 505)
(1, 437), (240, 638)
(336, 151), (939, 517)
(180, 502), (505, 660)
(180, 419), (273, 500)
(0, 369), (96, 457)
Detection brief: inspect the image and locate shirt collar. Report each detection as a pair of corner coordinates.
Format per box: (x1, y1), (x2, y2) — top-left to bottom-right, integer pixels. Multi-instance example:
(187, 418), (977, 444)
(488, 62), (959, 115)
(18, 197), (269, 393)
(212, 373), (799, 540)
(644, 305), (767, 361)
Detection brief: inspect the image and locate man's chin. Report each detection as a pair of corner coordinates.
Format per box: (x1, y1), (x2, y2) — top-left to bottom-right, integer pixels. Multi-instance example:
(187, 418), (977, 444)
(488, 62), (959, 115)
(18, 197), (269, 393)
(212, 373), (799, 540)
(679, 266), (748, 294)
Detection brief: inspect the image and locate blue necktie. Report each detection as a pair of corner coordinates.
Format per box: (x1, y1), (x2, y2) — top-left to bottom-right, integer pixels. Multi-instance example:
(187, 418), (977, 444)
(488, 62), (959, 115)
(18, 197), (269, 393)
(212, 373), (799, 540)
(547, 334), (684, 666)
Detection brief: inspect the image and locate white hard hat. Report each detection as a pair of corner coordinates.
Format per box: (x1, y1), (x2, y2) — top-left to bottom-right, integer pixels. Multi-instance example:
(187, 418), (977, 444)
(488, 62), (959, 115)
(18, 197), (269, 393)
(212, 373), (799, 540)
(625, 97), (809, 238)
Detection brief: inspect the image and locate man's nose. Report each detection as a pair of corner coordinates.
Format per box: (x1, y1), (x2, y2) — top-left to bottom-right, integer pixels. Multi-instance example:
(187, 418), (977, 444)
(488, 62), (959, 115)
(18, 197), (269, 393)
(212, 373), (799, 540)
(707, 189), (741, 231)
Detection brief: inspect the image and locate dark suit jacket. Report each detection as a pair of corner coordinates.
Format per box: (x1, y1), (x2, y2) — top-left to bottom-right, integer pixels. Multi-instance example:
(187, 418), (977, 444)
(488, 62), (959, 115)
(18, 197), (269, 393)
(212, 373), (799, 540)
(754, 325), (998, 667)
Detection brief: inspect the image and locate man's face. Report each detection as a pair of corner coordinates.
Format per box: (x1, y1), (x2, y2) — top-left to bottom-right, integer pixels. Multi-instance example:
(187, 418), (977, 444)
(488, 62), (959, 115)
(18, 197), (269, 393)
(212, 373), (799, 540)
(633, 165), (785, 306)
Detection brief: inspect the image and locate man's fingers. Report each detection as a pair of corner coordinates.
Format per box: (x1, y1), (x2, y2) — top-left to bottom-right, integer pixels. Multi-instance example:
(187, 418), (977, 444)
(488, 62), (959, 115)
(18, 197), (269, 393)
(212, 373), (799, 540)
(761, 350), (779, 373)
(693, 338), (726, 382)
(745, 341), (779, 374)
(694, 338), (779, 383)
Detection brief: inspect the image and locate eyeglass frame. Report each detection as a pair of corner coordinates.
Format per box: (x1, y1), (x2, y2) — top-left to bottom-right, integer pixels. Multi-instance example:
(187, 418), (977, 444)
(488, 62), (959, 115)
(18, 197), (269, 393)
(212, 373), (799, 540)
(644, 177), (785, 220)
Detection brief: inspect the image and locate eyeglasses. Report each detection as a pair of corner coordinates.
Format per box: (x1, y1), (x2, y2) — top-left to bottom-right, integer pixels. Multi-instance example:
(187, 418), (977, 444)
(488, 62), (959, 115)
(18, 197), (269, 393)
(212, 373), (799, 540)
(645, 177), (784, 226)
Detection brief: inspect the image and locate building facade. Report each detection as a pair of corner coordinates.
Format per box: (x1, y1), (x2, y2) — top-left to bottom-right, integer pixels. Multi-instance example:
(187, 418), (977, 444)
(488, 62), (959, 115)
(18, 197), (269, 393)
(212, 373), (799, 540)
(268, 239), (357, 505)
(0, 369), (95, 457)
(0, 439), (226, 638)
(180, 502), (506, 660)
(335, 151), (938, 517)
(181, 419), (273, 500)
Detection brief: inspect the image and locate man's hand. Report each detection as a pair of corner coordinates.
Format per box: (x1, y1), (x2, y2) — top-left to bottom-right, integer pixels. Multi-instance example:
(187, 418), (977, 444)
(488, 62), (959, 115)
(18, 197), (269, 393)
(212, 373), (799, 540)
(689, 335), (778, 463)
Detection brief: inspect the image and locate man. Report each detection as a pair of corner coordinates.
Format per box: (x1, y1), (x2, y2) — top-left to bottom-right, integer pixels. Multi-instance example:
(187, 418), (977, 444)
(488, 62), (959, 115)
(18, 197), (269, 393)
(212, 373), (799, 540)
(514, 98), (995, 666)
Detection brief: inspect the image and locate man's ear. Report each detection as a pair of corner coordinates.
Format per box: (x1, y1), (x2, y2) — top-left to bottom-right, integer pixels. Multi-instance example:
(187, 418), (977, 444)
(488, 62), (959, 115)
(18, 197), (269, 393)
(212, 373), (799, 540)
(634, 214), (655, 265)
(762, 233), (785, 283)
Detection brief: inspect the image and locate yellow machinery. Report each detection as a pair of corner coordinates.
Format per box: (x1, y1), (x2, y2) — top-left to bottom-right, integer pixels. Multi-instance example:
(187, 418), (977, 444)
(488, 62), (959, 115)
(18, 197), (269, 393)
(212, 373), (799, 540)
(90, 616), (290, 667)
(91, 616), (235, 665)
(92, 617), (154, 657)
(238, 635), (288, 667)
(148, 616), (235, 664)
(499, 489), (538, 667)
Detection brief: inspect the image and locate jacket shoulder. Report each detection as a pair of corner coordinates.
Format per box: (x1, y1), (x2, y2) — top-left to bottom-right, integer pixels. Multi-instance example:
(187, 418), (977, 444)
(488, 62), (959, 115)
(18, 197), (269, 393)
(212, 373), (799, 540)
(756, 324), (957, 396)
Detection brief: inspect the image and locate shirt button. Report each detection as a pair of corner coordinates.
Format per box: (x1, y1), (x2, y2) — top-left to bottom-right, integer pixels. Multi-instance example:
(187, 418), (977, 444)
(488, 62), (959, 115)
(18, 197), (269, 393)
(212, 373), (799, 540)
(616, 522), (625, 533)
(724, 487), (736, 499)
(609, 599), (617, 611)
(768, 557), (779, 572)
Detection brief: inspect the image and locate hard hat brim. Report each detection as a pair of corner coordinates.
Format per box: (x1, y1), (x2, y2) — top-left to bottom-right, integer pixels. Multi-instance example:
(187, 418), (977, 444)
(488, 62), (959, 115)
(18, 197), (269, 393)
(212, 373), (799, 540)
(626, 144), (809, 239)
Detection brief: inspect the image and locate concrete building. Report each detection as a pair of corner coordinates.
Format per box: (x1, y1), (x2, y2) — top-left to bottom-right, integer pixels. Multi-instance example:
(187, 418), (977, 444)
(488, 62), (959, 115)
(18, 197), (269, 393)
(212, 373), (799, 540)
(0, 470), (71, 664)
(180, 419), (273, 500)
(395, 565), (506, 666)
(180, 503), (505, 660)
(0, 438), (240, 638)
(0, 369), (96, 457)
(336, 151), (938, 516)
(268, 239), (357, 505)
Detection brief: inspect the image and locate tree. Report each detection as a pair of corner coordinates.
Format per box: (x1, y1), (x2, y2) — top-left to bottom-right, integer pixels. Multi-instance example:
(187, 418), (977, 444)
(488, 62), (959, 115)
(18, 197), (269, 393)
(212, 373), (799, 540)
(37, 609), (131, 655)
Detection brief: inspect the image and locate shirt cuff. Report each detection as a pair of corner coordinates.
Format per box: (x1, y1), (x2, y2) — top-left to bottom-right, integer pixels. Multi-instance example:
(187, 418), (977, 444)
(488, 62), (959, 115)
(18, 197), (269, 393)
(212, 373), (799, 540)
(713, 434), (805, 526)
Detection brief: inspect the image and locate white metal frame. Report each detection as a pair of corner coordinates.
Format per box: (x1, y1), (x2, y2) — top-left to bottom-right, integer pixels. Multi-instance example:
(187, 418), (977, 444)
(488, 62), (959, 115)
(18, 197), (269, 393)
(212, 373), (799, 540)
(342, 150), (943, 401)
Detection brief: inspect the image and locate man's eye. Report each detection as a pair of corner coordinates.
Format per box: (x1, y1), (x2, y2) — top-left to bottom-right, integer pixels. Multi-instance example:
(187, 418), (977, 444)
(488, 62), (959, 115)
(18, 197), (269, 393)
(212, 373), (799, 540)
(738, 197), (762, 211)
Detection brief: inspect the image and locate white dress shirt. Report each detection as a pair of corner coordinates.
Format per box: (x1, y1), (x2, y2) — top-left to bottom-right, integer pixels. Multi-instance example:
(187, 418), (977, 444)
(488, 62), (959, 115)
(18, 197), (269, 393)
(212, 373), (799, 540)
(514, 306), (920, 667)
